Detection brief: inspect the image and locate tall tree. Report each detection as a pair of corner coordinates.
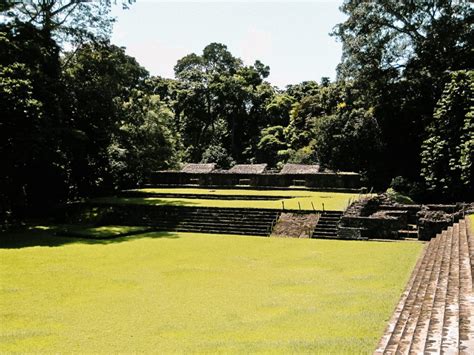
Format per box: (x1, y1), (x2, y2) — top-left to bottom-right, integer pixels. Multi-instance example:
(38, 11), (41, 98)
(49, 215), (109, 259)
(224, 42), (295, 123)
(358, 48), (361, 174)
(420, 70), (474, 200)
(108, 90), (182, 188)
(333, 0), (473, 184)
(172, 43), (274, 164)
(63, 42), (149, 195)
(0, 22), (69, 216)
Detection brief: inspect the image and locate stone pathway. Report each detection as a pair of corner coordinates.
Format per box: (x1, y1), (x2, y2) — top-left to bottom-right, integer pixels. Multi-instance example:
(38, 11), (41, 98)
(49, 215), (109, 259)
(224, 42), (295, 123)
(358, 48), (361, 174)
(375, 217), (474, 354)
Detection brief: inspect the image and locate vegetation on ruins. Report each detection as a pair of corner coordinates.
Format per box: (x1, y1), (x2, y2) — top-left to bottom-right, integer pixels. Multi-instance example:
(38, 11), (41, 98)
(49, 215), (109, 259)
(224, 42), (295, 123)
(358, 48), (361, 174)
(1, 0), (472, 223)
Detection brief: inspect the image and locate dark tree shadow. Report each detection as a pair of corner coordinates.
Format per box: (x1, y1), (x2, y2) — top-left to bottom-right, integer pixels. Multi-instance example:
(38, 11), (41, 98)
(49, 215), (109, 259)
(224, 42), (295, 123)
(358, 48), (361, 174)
(0, 226), (179, 249)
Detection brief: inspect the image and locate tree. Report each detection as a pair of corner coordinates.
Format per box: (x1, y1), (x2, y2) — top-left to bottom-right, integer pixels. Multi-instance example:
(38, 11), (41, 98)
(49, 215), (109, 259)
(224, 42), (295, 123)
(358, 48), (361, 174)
(62, 42), (149, 195)
(420, 70), (474, 200)
(3, 0), (134, 46)
(333, 0), (473, 184)
(108, 91), (182, 188)
(171, 43), (275, 163)
(314, 106), (383, 179)
(0, 22), (69, 217)
(256, 126), (288, 168)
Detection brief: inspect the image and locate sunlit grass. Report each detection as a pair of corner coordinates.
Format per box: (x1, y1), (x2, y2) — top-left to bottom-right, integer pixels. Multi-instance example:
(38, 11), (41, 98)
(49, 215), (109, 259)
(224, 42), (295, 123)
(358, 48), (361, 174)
(94, 188), (367, 211)
(0, 230), (423, 353)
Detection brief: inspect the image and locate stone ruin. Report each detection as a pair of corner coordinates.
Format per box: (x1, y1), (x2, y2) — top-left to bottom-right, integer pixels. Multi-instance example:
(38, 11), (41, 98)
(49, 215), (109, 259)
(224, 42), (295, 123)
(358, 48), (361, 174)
(151, 163), (362, 190)
(338, 193), (473, 240)
(180, 163), (216, 174)
(228, 164), (268, 174)
(280, 164), (320, 174)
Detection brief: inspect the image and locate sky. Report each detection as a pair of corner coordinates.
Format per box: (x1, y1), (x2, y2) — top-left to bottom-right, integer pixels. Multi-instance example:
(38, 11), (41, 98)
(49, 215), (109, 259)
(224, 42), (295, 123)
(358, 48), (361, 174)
(110, 1), (346, 89)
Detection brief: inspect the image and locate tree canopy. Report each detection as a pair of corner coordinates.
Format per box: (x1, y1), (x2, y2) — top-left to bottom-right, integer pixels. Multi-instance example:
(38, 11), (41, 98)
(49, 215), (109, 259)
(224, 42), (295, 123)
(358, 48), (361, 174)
(1, 0), (473, 223)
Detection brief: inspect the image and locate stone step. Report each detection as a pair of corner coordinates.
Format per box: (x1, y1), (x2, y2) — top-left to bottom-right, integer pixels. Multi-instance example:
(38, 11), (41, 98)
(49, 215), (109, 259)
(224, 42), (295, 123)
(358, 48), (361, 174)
(377, 230), (441, 352)
(466, 217), (474, 288)
(318, 219), (339, 226)
(398, 230), (418, 239)
(163, 226), (269, 236)
(314, 226), (338, 231)
(405, 228), (447, 353)
(424, 227), (455, 353)
(150, 221), (272, 232)
(312, 231), (337, 238)
(376, 217), (474, 354)
(458, 219), (474, 351)
(440, 223), (460, 352)
(139, 215), (278, 224)
(383, 230), (442, 353)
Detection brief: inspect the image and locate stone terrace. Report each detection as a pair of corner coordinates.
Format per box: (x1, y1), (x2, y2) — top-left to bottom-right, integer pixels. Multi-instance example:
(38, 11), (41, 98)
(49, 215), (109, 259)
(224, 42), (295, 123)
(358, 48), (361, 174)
(375, 217), (474, 354)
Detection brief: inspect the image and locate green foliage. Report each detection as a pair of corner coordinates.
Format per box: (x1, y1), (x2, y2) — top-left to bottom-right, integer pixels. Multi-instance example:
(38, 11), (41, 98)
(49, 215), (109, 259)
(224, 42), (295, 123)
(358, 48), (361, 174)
(333, 0), (473, 185)
(0, 12), (184, 219)
(0, 22), (69, 216)
(256, 126), (288, 167)
(168, 43), (275, 163)
(314, 106), (383, 176)
(3, 0), (133, 45)
(285, 144), (318, 165)
(108, 91), (182, 188)
(200, 144), (235, 169)
(420, 70), (474, 200)
(63, 42), (149, 194)
(2, 0), (473, 222)
(265, 93), (294, 126)
(385, 188), (415, 205)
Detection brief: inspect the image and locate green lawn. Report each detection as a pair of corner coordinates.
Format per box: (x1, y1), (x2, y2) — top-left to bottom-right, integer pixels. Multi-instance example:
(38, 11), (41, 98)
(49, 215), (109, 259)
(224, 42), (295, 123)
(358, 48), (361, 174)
(0, 229), (423, 353)
(93, 188), (366, 211)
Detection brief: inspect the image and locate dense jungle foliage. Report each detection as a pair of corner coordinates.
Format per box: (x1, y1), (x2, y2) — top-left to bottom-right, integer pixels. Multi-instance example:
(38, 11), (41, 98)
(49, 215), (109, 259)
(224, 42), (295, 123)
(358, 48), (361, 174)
(1, 0), (472, 221)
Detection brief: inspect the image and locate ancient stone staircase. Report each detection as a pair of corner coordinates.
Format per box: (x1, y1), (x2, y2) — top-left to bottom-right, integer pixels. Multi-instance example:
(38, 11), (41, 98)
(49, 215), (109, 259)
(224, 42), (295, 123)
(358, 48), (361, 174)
(375, 217), (474, 354)
(98, 205), (281, 237)
(311, 211), (343, 238)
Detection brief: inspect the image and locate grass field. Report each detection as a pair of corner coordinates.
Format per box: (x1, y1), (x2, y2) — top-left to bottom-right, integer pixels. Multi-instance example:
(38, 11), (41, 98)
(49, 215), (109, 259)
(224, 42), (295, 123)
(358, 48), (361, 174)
(0, 229), (423, 353)
(92, 188), (366, 211)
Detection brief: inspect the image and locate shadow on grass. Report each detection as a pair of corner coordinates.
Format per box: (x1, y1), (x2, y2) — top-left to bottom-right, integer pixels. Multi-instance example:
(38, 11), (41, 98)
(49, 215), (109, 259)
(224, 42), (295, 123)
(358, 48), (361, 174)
(0, 226), (179, 249)
(90, 197), (199, 207)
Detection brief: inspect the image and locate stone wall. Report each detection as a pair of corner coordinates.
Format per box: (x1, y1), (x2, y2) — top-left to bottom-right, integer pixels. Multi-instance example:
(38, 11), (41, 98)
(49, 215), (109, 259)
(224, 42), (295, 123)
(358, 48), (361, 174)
(339, 215), (406, 239)
(339, 194), (473, 241)
(149, 171), (362, 190)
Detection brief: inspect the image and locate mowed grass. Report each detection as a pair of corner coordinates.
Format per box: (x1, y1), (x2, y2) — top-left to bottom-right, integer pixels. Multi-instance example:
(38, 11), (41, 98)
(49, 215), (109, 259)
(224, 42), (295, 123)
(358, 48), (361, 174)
(0, 230), (423, 353)
(93, 188), (366, 211)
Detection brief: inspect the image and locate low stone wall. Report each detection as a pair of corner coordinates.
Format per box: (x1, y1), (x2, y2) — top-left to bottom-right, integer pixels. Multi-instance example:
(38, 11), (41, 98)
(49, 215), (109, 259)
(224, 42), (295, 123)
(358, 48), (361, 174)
(339, 215), (406, 239)
(379, 204), (421, 224)
(149, 171), (362, 189)
(337, 226), (365, 240)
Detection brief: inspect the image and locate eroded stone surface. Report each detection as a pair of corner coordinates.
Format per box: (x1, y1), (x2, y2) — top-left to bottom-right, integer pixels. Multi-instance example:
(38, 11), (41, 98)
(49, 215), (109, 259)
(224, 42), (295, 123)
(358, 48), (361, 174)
(375, 217), (474, 354)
